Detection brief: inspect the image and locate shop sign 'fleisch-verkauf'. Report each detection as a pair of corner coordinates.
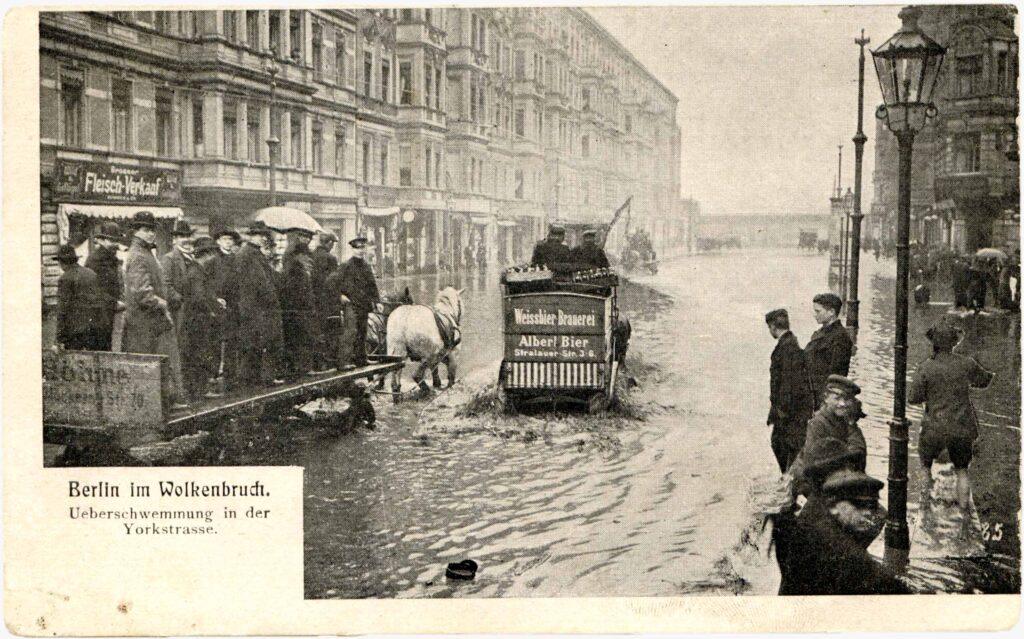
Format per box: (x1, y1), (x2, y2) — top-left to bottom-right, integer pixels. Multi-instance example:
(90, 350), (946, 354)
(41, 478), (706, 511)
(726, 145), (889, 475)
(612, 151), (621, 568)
(53, 160), (182, 204)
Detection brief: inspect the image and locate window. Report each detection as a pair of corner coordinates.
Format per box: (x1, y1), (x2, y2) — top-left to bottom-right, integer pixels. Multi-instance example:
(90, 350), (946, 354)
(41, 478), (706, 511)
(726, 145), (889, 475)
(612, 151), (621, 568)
(400, 61), (413, 105)
(624, 114), (632, 133)
(435, 150), (441, 188)
(995, 50), (1010, 94)
(155, 12), (171, 34)
(246, 11), (259, 46)
(956, 55), (983, 97)
(514, 50), (525, 80)
(514, 168), (524, 199)
(400, 9), (413, 22)
(156, 88), (172, 156)
(289, 12), (302, 61)
(334, 124), (346, 176)
(581, 134), (589, 158)
(379, 140), (388, 184)
(434, 66), (443, 110)
(111, 79), (132, 152)
(363, 51), (373, 97)
(312, 122), (323, 173)
(380, 58), (390, 102)
(424, 9), (433, 25)
(312, 22), (323, 72)
(425, 146), (432, 186)
(582, 88), (590, 110)
(269, 11), (282, 54)
(247, 105), (261, 162)
(192, 97), (204, 151)
(290, 112), (302, 166)
(335, 34), (346, 85)
(399, 145), (411, 186)
(362, 139), (371, 183)
(424, 61), (434, 108)
(953, 133), (981, 173)
(514, 108), (525, 137)
(223, 102), (237, 159)
(223, 11), (237, 41)
(59, 72), (83, 147)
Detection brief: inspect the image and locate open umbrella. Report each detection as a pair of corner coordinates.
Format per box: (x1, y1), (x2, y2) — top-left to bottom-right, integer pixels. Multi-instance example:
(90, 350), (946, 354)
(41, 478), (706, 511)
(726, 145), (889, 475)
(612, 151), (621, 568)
(253, 206), (324, 234)
(976, 247), (1007, 261)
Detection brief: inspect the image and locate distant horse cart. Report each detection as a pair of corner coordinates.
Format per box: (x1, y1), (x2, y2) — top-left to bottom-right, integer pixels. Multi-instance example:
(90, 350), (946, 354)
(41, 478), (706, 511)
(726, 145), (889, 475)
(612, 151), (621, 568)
(798, 230), (819, 251)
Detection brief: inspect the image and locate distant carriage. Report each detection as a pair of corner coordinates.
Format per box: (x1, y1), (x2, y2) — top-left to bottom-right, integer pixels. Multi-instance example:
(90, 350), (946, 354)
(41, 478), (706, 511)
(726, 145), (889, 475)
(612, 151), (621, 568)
(798, 230), (818, 251)
(498, 267), (629, 413)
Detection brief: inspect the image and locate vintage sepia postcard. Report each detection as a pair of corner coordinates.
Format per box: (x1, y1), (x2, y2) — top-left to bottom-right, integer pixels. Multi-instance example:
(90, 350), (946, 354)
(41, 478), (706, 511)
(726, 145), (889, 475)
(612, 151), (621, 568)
(3, 1), (1021, 635)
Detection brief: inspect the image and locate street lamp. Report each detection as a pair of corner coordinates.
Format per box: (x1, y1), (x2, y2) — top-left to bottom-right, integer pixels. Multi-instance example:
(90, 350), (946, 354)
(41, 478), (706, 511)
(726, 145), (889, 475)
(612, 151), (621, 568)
(265, 55), (281, 207)
(847, 30), (871, 330)
(870, 5), (945, 565)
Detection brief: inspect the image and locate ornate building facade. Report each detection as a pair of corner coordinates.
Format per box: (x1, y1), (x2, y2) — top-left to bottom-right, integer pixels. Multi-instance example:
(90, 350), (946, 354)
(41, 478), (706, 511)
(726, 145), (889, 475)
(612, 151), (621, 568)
(39, 8), (687, 306)
(867, 4), (1019, 254)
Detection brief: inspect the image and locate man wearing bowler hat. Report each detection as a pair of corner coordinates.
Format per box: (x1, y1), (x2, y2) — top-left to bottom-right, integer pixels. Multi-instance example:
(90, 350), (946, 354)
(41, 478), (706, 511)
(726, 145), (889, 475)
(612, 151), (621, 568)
(804, 292), (854, 408)
(85, 221), (126, 351)
(329, 236), (380, 368)
(180, 236), (226, 401)
(53, 244), (106, 351)
(774, 465), (909, 594)
(211, 228), (240, 383)
(311, 232), (340, 372)
(280, 228), (317, 379)
(161, 220), (196, 396)
(122, 211), (187, 408)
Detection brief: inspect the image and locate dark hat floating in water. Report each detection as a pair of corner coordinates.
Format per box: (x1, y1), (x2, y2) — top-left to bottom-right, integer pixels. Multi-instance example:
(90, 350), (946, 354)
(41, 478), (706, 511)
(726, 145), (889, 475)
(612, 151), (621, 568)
(445, 559), (478, 581)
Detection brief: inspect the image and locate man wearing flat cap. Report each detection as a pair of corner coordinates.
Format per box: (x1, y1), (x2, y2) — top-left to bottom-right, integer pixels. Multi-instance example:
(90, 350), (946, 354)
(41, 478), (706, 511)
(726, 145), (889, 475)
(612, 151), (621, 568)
(328, 236), (380, 368)
(765, 308), (815, 472)
(53, 244), (107, 351)
(85, 222), (126, 351)
(774, 465), (910, 594)
(804, 292), (854, 408)
(531, 225), (572, 272)
(909, 319), (994, 519)
(569, 229), (610, 270)
(788, 375), (867, 492)
(179, 236), (225, 401)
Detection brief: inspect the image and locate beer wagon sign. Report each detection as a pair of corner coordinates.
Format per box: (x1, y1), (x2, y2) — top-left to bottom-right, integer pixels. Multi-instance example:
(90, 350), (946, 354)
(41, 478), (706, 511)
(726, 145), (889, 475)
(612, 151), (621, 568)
(503, 294), (608, 362)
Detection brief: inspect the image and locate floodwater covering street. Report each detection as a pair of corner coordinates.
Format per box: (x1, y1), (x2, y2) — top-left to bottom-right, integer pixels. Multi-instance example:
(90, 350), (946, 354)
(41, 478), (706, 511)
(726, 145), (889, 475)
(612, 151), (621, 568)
(198, 250), (1020, 598)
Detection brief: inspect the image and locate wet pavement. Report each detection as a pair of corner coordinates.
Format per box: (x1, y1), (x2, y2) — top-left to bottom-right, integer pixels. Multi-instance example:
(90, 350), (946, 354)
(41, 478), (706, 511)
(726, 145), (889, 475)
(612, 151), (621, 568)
(182, 251), (1019, 597)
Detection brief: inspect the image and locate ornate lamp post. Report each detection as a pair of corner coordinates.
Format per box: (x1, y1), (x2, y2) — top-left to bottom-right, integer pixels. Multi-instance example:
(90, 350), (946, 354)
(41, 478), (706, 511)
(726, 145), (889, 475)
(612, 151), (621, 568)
(265, 55), (281, 207)
(870, 5), (945, 564)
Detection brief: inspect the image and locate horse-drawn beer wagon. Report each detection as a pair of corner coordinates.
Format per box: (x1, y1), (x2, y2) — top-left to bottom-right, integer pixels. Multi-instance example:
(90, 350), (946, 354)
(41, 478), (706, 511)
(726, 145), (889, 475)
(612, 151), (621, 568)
(499, 267), (628, 412)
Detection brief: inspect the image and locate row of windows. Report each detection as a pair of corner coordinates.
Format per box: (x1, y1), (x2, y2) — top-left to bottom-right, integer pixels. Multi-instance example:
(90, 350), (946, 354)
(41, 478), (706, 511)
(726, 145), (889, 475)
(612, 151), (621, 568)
(953, 48), (1017, 98)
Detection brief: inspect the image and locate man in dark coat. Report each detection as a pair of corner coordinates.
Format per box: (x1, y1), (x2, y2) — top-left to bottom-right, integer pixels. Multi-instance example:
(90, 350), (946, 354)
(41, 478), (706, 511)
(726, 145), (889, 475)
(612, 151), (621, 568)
(774, 467), (910, 595)
(531, 225), (572, 272)
(788, 375), (867, 494)
(765, 308), (815, 472)
(121, 211), (186, 407)
(311, 232), (340, 372)
(54, 244), (107, 351)
(210, 229), (240, 386)
(84, 222), (125, 351)
(279, 228), (317, 380)
(909, 320), (994, 517)
(569, 229), (610, 270)
(804, 292), (853, 407)
(328, 236), (380, 368)
(232, 223), (285, 387)
(160, 221), (195, 401)
(180, 236), (225, 401)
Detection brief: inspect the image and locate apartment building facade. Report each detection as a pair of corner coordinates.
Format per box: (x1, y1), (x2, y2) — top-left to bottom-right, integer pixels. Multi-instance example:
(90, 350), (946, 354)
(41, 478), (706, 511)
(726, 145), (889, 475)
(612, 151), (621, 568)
(39, 8), (686, 306)
(867, 4), (1019, 255)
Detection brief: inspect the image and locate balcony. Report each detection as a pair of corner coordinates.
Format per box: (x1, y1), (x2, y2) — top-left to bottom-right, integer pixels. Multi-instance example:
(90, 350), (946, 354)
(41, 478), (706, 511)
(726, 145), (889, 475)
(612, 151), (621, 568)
(397, 105), (446, 128)
(358, 95), (398, 119)
(935, 172), (1018, 202)
(448, 120), (491, 141)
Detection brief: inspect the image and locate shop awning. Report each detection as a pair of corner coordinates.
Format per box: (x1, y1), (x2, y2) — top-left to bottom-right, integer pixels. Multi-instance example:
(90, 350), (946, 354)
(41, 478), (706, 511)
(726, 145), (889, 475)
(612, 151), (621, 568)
(58, 203), (183, 242)
(360, 206), (400, 217)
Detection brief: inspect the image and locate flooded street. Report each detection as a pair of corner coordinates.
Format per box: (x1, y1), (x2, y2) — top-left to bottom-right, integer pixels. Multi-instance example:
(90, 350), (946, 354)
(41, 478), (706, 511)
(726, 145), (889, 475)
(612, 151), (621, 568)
(222, 251), (1017, 599)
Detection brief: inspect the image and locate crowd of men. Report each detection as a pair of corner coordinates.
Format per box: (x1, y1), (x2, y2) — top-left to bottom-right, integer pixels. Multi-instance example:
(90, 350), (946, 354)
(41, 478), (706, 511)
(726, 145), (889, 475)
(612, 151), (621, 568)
(53, 210), (380, 408)
(763, 292), (994, 595)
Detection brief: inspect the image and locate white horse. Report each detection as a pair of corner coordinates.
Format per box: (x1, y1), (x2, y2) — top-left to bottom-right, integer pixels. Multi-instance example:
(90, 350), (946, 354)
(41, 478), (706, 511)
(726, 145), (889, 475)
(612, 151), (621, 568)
(386, 287), (464, 400)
